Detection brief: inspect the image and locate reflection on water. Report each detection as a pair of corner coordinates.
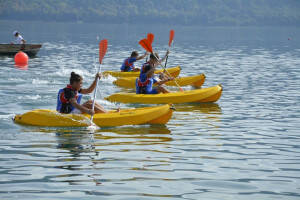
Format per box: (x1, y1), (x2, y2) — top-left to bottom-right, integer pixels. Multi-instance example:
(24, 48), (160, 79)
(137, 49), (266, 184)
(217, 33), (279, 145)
(175, 103), (222, 114)
(97, 125), (171, 135)
(94, 125), (172, 146)
(14, 64), (28, 70)
(55, 130), (96, 156)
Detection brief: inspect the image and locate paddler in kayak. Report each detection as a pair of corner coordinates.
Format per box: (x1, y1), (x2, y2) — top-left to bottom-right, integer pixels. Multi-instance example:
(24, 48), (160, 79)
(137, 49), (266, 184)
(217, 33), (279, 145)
(57, 72), (107, 115)
(11, 31), (26, 44)
(136, 52), (173, 94)
(120, 51), (148, 72)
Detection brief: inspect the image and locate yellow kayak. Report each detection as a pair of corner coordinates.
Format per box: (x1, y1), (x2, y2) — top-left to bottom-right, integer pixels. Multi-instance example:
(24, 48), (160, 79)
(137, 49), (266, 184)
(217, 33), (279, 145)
(103, 66), (181, 78)
(105, 85), (223, 104)
(113, 74), (206, 88)
(14, 104), (173, 127)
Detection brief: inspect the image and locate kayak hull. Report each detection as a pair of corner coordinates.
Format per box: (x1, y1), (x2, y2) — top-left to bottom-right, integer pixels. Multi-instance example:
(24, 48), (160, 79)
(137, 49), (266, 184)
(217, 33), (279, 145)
(14, 104), (173, 127)
(103, 66), (181, 78)
(105, 85), (222, 104)
(113, 74), (206, 88)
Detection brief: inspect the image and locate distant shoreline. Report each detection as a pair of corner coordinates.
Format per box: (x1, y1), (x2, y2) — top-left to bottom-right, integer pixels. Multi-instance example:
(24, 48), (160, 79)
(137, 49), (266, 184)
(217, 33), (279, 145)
(1, 19), (299, 28)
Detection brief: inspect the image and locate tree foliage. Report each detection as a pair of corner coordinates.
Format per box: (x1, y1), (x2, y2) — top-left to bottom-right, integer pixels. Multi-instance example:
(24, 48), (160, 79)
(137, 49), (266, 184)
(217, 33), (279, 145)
(1, 0), (300, 25)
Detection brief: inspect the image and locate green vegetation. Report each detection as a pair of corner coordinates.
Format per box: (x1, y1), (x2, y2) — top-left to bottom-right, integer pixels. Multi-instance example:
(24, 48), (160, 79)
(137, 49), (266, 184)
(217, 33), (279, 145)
(1, 0), (300, 26)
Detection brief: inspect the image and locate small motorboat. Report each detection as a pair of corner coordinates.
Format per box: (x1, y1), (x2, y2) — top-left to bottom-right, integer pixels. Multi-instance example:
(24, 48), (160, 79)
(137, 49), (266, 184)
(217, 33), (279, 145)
(0, 44), (42, 57)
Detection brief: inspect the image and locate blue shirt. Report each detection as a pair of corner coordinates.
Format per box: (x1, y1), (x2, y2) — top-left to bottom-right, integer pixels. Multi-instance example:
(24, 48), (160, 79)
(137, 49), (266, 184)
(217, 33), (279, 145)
(136, 66), (157, 94)
(120, 57), (137, 72)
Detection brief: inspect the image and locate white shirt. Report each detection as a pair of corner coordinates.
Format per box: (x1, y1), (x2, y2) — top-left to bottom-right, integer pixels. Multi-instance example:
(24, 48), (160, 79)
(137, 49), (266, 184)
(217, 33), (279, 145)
(15, 35), (24, 44)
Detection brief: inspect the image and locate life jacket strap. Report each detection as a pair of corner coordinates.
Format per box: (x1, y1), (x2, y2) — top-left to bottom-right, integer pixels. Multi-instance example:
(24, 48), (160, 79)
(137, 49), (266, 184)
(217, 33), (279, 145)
(137, 78), (150, 87)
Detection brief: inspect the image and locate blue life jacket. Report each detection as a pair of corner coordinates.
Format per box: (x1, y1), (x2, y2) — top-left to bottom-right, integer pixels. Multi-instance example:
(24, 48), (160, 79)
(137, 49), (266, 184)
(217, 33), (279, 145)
(136, 63), (157, 94)
(56, 86), (82, 113)
(120, 57), (136, 72)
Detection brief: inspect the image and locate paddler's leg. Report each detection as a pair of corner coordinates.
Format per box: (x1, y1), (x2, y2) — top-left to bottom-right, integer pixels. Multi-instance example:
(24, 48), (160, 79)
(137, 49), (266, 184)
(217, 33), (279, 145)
(82, 100), (107, 113)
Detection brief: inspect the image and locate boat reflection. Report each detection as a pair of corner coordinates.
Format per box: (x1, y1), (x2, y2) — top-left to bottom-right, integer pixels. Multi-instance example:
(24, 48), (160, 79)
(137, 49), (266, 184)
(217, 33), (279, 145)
(55, 129), (97, 157)
(44, 125), (171, 185)
(174, 103), (222, 114)
(94, 125), (172, 146)
(97, 124), (171, 135)
(171, 103), (222, 129)
(23, 124), (172, 153)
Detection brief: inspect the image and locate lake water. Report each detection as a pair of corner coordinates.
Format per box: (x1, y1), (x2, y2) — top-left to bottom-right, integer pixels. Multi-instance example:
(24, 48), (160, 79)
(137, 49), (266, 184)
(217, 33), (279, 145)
(0, 21), (300, 199)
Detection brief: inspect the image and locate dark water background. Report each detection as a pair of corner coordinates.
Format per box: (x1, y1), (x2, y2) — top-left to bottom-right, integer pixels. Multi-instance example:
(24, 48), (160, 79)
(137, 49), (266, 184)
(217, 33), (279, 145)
(0, 20), (300, 199)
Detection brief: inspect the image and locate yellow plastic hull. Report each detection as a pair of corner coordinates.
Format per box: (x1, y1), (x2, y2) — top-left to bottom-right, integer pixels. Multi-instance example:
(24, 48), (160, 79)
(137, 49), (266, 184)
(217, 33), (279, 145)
(113, 73), (206, 88)
(14, 104), (173, 127)
(105, 85), (223, 104)
(103, 66), (181, 78)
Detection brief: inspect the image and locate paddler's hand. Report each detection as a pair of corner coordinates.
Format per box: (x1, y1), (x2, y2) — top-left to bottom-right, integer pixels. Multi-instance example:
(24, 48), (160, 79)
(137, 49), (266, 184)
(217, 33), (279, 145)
(95, 73), (102, 80)
(158, 72), (164, 80)
(166, 50), (170, 56)
(87, 109), (95, 115)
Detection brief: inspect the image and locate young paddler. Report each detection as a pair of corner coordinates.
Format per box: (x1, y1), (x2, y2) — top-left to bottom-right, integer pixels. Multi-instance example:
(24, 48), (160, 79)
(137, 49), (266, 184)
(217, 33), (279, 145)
(57, 72), (107, 115)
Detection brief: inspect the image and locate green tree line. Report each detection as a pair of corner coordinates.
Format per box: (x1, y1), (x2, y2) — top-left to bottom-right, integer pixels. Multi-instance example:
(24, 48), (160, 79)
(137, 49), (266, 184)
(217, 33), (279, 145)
(1, 0), (300, 25)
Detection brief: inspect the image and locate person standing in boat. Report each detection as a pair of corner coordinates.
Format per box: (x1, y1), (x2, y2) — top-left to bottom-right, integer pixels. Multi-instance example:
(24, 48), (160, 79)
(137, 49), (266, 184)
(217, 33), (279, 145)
(136, 52), (173, 94)
(12, 31), (26, 44)
(57, 72), (107, 115)
(120, 51), (148, 72)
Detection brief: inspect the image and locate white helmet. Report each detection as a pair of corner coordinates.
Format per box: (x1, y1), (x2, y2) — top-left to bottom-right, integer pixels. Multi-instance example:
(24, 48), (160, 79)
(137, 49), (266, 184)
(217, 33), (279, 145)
(13, 31), (18, 36)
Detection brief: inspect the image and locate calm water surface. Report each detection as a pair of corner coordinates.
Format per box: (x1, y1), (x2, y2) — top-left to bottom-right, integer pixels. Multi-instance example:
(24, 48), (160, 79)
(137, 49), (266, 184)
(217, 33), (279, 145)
(0, 21), (300, 199)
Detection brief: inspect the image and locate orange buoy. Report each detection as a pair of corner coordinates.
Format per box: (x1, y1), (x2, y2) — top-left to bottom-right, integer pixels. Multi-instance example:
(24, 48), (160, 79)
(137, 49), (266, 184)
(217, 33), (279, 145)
(14, 51), (28, 66)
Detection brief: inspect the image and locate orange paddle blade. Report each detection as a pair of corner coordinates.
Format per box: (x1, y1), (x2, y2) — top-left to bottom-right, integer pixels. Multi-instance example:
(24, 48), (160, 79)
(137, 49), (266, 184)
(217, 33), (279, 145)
(99, 39), (108, 64)
(139, 38), (153, 53)
(168, 30), (175, 47)
(147, 33), (154, 44)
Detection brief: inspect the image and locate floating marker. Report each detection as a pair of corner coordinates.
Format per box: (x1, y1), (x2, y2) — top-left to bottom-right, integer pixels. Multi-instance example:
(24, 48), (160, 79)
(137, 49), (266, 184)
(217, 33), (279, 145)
(14, 51), (28, 66)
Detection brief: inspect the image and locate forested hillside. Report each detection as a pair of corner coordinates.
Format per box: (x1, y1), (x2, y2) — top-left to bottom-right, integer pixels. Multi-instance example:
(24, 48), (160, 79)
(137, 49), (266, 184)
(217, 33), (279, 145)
(1, 0), (300, 26)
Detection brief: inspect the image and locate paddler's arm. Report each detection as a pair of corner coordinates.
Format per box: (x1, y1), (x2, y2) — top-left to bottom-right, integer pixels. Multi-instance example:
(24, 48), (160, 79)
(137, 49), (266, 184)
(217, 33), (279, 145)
(158, 72), (172, 80)
(159, 50), (169, 63)
(70, 98), (94, 115)
(136, 52), (149, 61)
(80, 73), (101, 94)
(156, 76), (174, 85)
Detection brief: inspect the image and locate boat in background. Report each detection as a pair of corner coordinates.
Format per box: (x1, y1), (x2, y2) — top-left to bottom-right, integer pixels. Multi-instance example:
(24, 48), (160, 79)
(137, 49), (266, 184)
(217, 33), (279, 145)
(113, 73), (206, 88)
(0, 44), (42, 57)
(105, 85), (223, 104)
(103, 66), (181, 78)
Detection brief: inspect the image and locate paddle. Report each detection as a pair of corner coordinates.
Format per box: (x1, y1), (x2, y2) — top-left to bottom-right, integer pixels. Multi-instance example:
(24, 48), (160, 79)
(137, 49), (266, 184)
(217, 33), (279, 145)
(139, 37), (183, 91)
(147, 33), (154, 45)
(164, 30), (174, 69)
(145, 33), (154, 62)
(139, 38), (153, 53)
(91, 39), (108, 122)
